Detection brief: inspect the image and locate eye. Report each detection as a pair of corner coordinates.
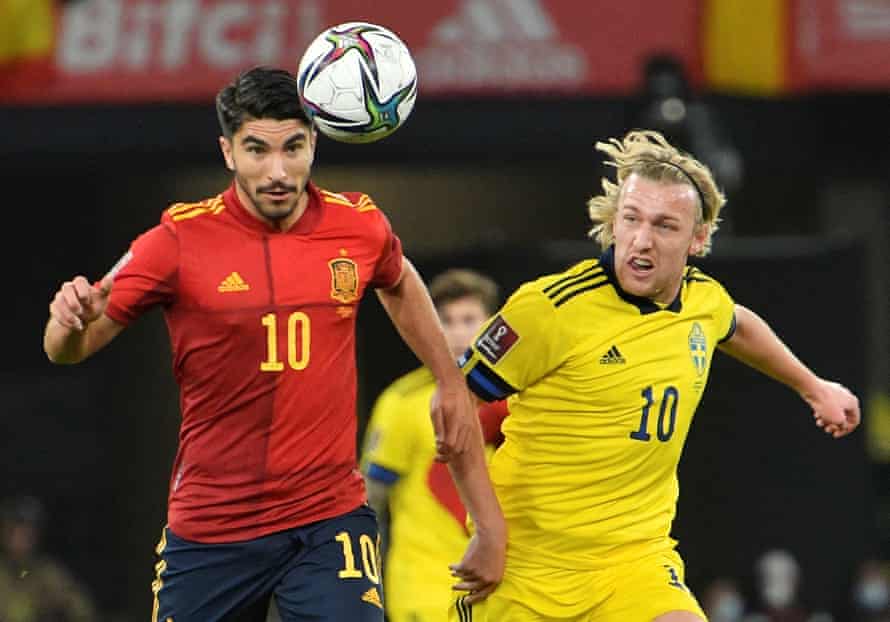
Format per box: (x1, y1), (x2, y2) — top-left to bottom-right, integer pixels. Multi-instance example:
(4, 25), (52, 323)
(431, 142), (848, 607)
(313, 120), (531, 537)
(246, 145), (264, 154)
(623, 214), (637, 223)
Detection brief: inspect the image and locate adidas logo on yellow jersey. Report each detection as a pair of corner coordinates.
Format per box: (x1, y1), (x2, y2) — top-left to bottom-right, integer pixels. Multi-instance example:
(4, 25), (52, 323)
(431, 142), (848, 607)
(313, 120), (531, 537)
(599, 345), (626, 364)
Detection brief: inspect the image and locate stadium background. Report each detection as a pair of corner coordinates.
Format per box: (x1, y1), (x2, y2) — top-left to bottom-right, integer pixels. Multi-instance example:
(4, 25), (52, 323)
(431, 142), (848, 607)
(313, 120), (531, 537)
(2, 0), (888, 619)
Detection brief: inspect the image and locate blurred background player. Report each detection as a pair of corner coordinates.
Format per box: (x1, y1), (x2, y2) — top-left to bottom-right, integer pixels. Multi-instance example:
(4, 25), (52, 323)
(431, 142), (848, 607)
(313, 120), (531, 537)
(850, 559), (890, 622)
(449, 130), (860, 622)
(0, 495), (96, 622)
(362, 268), (507, 622)
(701, 577), (746, 622)
(746, 549), (835, 622)
(42, 66), (502, 622)
(748, 549), (808, 622)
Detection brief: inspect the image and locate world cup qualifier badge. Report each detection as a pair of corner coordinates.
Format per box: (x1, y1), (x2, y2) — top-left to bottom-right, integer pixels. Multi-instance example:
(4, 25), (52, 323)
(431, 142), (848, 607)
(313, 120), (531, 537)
(328, 258), (359, 303)
(476, 315), (519, 365)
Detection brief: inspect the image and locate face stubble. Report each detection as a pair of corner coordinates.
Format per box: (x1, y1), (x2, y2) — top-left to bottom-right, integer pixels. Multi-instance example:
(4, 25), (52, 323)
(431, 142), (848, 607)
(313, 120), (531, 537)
(234, 170), (303, 223)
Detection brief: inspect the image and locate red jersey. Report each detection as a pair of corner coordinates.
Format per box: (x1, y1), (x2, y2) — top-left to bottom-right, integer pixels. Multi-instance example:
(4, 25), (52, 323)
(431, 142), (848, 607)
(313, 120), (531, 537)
(105, 182), (403, 542)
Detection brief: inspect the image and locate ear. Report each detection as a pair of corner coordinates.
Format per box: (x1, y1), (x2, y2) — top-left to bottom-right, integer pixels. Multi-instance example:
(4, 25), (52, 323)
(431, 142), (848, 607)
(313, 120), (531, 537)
(690, 223), (709, 256)
(219, 136), (235, 171)
(307, 127), (318, 166)
(309, 125), (318, 150)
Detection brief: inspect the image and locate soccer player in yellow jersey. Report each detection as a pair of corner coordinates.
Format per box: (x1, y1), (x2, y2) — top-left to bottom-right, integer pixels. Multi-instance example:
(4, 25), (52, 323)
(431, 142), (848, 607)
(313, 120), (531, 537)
(449, 130), (861, 622)
(363, 269), (508, 622)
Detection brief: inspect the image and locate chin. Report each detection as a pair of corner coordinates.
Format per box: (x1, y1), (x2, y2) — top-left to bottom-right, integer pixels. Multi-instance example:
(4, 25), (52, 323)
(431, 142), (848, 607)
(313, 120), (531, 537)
(260, 203), (296, 222)
(629, 286), (656, 300)
(619, 277), (653, 299)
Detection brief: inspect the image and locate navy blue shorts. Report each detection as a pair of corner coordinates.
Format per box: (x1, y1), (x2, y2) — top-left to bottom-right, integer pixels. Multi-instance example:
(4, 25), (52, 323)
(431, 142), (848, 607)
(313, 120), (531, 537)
(151, 504), (384, 622)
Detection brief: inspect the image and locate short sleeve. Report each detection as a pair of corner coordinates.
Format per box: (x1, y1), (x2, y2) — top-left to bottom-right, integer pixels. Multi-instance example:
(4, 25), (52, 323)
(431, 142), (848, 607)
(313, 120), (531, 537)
(104, 222), (178, 326)
(714, 282), (737, 343)
(460, 284), (567, 402)
(361, 386), (419, 480)
(368, 210), (403, 289)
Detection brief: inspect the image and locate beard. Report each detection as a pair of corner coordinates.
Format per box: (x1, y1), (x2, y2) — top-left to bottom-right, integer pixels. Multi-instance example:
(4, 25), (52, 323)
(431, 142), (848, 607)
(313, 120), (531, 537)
(235, 172), (303, 223)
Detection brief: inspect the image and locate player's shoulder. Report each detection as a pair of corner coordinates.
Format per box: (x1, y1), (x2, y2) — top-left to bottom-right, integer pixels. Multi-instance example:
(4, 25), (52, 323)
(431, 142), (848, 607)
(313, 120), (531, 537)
(315, 186), (393, 243)
(161, 194), (227, 226)
(681, 264), (735, 317)
(370, 367), (434, 423)
(379, 366), (435, 400)
(317, 187), (383, 216)
(518, 258), (611, 311)
(683, 265), (730, 294)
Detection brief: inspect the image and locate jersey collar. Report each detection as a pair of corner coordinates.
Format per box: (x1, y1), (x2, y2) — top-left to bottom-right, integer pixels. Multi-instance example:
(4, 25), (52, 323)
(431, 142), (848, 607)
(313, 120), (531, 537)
(599, 245), (683, 314)
(222, 181), (323, 236)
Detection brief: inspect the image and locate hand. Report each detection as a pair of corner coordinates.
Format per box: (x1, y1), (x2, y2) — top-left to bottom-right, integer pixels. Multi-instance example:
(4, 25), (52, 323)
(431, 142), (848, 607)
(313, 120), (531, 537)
(430, 382), (476, 462)
(49, 273), (114, 332)
(803, 379), (860, 438)
(449, 530), (506, 605)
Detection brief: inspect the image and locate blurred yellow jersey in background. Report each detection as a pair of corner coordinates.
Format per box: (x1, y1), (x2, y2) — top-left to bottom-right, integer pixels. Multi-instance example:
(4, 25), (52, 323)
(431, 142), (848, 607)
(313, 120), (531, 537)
(363, 367), (505, 622)
(458, 247), (735, 618)
(363, 368), (462, 622)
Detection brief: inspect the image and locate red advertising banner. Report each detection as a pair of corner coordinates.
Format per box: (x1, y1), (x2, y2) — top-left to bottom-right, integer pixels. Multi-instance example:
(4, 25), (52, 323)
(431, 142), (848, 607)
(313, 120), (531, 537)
(788, 0), (890, 91)
(0, 0), (702, 104)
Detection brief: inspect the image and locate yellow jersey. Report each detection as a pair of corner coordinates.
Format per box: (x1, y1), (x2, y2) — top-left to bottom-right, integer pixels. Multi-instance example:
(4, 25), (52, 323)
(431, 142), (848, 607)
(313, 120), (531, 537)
(460, 247), (735, 577)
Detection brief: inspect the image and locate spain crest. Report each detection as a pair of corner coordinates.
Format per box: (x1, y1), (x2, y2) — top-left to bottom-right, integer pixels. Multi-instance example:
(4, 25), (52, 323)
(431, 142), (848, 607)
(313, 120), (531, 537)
(688, 322), (707, 377)
(329, 258), (359, 303)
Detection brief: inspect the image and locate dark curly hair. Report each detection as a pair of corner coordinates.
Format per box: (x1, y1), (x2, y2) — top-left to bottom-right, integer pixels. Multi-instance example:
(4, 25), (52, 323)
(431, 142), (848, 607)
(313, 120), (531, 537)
(216, 66), (310, 138)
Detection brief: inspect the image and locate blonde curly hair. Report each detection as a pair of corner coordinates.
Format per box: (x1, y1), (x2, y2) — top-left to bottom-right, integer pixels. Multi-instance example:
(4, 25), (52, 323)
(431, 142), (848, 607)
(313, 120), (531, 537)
(587, 130), (726, 257)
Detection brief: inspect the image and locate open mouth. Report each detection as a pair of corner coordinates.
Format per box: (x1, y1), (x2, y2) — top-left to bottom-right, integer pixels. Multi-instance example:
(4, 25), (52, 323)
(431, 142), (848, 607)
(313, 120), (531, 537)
(629, 257), (654, 275)
(263, 190), (292, 201)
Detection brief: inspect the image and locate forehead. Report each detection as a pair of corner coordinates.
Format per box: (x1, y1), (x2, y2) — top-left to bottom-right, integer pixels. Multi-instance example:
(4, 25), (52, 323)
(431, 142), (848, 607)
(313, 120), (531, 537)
(438, 296), (488, 316)
(619, 173), (698, 219)
(234, 118), (311, 142)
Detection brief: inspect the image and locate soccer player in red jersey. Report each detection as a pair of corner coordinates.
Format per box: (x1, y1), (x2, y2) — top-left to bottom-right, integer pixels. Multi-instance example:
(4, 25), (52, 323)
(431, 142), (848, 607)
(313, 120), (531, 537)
(43, 67), (505, 622)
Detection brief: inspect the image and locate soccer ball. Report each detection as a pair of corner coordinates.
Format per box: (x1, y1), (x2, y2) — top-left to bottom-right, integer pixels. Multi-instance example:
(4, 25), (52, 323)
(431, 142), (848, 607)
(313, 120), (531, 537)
(297, 22), (418, 144)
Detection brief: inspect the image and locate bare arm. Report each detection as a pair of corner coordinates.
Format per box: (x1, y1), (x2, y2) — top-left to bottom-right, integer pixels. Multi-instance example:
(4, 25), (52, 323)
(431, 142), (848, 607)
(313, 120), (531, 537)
(363, 477), (390, 519)
(446, 410), (506, 604)
(44, 274), (124, 364)
(718, 304), (860, 437)
(376, 258), (475, 459)
(377, 259), (506, 599)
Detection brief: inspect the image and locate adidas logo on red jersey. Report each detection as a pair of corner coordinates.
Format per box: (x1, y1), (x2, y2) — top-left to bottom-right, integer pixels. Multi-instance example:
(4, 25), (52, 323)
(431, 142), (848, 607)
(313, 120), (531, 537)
(217, 272), (250, 293)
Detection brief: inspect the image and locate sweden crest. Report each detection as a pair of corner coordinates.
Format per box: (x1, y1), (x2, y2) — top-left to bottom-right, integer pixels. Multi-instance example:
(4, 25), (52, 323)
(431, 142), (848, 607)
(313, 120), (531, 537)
(689, 322), (707, 376)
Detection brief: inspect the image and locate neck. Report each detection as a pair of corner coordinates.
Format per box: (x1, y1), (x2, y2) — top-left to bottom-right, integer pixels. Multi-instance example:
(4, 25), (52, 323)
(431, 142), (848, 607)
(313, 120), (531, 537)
(653, 277), (683, 305)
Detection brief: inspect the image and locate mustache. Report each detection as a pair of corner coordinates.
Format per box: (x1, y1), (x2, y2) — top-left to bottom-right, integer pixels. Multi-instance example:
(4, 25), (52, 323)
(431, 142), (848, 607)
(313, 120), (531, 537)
(257, 183), (298, 193)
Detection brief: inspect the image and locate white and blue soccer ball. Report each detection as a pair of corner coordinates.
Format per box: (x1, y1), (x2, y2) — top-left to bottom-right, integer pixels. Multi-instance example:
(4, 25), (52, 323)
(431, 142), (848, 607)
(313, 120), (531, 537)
(297, 22), (418, 144)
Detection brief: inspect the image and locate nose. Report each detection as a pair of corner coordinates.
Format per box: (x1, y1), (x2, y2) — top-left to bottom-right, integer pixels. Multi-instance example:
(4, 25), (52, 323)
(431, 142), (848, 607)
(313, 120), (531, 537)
(633, 223), (654, 250)
(268, 152), (287, 180)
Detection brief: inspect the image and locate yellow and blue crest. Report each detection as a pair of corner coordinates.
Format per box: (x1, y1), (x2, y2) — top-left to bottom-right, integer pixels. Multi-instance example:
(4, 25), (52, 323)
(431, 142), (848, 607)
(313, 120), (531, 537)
(688, 322), (707, 376)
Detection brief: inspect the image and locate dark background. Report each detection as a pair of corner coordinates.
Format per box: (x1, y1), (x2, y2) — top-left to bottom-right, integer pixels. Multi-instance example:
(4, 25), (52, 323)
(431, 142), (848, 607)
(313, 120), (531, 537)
(4, 89), (889, 619)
